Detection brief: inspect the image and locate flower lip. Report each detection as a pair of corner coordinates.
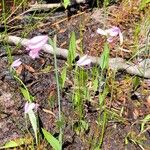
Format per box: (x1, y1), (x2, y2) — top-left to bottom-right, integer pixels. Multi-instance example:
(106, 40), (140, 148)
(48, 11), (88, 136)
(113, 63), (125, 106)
(29, 49), (40, 59)
(26, 35), (48, 59)
(106, 26), (120, 36)
(97, 26), (123, 45)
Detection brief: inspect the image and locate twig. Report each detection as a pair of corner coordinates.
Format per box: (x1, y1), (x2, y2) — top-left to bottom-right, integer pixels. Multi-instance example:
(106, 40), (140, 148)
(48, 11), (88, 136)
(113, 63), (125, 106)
(7, 3), (62, 24)
(0, 35), (150, 78)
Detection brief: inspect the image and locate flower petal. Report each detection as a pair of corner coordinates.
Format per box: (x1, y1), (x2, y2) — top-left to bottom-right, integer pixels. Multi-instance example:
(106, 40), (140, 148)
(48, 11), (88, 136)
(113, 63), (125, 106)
(26, 35), (48, 59)
(24, 102), (37, 114)
(106, 26), (120, 37)
(27, 39), (47, 50)
(11, 58), (22, 68)
(29, 49), (40, 59)
(27, 35), (48, 45)
(107, 37), (114, 43)
(97, 28), (107, 36)
(24, 102), (29, 114)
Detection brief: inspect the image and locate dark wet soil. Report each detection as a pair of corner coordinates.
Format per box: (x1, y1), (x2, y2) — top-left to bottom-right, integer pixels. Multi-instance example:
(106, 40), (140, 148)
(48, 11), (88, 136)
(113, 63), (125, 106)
(0, 1), (150, 149)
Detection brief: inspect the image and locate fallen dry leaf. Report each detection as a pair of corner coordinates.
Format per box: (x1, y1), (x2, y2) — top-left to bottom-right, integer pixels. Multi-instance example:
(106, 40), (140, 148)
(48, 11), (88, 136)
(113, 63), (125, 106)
(16, 65), (23, 75)
(133, 108), (139, 119)
(24, 64), (35, 73)
(59, 28), (67, 33)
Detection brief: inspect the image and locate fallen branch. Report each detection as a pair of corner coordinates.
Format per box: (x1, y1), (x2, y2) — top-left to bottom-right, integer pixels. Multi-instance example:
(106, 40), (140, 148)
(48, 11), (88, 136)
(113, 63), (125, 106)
(1, 35), (150, 78)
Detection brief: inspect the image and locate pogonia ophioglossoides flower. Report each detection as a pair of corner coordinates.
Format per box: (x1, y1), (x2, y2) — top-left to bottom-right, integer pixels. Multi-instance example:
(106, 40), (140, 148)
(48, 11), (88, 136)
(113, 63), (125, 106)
(97, 26), (123, 45)
(26, 35), (48, 59)
(24, 102), (39, 114)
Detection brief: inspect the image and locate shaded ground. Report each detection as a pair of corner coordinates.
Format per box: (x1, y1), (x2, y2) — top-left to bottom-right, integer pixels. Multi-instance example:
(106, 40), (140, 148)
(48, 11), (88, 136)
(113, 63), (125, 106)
(0, 0), (150, 149)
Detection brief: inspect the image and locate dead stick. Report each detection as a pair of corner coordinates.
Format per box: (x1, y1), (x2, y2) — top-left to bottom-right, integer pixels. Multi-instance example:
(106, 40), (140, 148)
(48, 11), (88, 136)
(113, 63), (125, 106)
(1, 35), (150, 78)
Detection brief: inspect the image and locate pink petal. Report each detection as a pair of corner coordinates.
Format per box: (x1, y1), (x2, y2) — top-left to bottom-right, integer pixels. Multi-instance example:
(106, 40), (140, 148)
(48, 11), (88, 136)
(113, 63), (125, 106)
(26, 35), (48, 51)
(24, 102), (37, 114)
(107, 37), (114, 43)
(106, 26), (120, 37)
(24, 102), (34, 114)
(24, 102), (29, 113)
(28, 35), (48, 45)
(97, 28), (107, 36)
(29, 49), (40, 59)
(11, 58), (22, 68)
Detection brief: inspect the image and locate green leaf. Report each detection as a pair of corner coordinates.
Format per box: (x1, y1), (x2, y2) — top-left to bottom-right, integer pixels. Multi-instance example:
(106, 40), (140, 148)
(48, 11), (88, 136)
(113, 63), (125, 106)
(28, 110), (38, 144)
(14, 75), (33, 102)
(141, 114), (150, 132)
(42, 128), (61, 150)
(94, 146), (100, 150)
(140, 0), (150, 10)
(63, 0), (70, 8)
(100, 43), (110, 70)
(103, 0), (110, 6)
(93, 78), (98, 91)
(132, 76), (140, 91)
(20, 87), (31, 101)
(67, 32), (76, 66)
(99, 87), (109, 105)
(0, 138), (25, 149)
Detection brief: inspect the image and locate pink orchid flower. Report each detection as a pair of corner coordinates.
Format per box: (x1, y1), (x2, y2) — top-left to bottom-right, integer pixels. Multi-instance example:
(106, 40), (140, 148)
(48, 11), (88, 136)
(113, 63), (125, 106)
(97, 26), (123, 45)
(24, 102), (39, 114)
(26, 35), (48, 59)
(11, 58), (22, 69)
(77, 55), (92, 67)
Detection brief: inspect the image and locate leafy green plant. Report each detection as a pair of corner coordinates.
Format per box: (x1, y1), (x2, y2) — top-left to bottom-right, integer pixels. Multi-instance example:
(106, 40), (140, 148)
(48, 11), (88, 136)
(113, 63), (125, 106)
(25, 109), (38, 144)
(48, 37), (63, 148)
(125, 131), (146, 149)
(60, 67), (67, 88)
(63, 0), (70, 8)
(141, 114), (150, 133)
(13, 75), (37, 144)
(42, 128), (61, 150)
(140, 0), (150, 10)
(132, 76), (140, 91)
(67, 32), (76, 66)
(0, 137), (32, 149)
(74, 120), (89, 135)
(14, 75), (34, 102)
(100, 43), (110, 71)
(103, 0), (111, 7)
